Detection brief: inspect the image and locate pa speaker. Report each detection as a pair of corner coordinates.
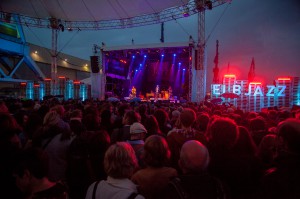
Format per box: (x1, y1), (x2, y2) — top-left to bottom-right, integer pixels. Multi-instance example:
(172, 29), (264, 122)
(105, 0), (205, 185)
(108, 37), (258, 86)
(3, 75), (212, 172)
(90, 56), (100, 73)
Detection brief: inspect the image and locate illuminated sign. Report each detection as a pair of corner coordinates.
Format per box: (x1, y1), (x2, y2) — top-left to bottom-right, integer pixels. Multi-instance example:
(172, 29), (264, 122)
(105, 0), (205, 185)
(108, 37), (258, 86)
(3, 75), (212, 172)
(212, 83), (286, 97)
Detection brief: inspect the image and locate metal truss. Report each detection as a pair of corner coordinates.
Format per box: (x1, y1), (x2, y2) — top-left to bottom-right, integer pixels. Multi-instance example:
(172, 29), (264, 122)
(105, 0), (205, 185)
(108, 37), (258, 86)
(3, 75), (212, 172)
(0, 0), (228, 30)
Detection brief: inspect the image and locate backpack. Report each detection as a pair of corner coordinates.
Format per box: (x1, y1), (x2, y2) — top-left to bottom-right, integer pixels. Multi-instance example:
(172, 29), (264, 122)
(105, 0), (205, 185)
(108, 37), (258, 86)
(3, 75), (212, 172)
(92, 180), (139, 199)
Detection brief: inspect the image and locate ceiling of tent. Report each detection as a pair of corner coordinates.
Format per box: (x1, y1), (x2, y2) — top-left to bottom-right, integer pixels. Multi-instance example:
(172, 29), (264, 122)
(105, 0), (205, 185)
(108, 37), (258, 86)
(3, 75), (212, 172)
(0, 0), (187, 21)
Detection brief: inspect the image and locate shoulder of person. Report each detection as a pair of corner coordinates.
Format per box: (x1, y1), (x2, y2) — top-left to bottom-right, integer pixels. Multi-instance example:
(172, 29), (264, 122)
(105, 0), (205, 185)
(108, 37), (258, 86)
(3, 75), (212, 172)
(128, 192), (145, 199)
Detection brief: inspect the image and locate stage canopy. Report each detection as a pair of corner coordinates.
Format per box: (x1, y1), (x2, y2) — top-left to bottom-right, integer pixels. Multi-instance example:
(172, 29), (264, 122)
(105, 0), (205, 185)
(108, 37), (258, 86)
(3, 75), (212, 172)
(0, 0), (187, 21)
(0, 0), (223, 30)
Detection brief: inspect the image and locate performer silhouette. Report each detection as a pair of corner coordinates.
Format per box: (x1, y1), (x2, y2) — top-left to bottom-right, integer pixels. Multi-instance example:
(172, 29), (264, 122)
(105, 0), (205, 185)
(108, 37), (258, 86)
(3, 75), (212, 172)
(131, 86), (136, 98)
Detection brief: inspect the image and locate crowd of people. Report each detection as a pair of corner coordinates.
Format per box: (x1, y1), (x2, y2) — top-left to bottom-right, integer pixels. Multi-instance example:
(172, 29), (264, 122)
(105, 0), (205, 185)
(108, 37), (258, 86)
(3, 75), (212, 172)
(1, 98), (300, 199)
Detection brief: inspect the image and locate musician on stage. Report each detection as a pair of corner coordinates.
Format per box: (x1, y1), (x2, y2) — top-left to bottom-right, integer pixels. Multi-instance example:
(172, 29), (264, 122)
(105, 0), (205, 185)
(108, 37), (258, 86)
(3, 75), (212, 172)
(131, 86), (136, 98)
(155, 85), (160, 99)
(168, 86), (173, 99)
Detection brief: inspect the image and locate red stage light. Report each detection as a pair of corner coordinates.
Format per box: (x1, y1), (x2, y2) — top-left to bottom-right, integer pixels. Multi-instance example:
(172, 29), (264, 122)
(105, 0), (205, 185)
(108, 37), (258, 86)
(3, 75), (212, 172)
(224, 74), (236, 78)
(34, 84), (40, 87)
(278, 77), (291, 81)
(74, 81), (80, 84)
(44, 78), (51, 81)
(249, 82), (262, 85)
(58, 76), (66, 79)
(20, 82), (26, 86)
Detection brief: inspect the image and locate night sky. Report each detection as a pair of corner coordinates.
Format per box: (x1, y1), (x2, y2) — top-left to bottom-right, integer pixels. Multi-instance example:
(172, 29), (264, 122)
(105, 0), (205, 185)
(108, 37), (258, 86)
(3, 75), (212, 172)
(23, 0), (300, 89)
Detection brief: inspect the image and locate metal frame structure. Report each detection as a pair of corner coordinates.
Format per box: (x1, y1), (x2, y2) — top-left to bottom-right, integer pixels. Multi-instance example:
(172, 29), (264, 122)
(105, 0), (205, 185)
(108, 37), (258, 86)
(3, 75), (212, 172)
(0, 14), (45, 83)
(0, 1), (227, 30)
(0, 0), (229, 101)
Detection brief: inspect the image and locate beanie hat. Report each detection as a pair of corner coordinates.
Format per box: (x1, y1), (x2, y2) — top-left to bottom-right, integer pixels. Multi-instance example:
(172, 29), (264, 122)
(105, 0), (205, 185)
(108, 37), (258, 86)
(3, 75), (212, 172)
(130, 122), (147, 134)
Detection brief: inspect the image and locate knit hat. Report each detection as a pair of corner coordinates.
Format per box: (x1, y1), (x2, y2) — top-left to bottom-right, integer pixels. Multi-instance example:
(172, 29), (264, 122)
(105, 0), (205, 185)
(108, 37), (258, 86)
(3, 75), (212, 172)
(130, 122), (147, 134)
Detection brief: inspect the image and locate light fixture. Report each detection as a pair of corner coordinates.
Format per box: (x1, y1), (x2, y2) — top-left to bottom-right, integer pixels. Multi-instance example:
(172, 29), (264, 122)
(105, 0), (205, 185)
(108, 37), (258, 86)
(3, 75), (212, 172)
(182, 6), (190, 17)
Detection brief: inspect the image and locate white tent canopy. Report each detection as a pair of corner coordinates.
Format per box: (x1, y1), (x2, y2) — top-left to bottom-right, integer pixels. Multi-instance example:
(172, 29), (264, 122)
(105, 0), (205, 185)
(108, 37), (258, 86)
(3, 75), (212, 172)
(0, 0), (187, 21)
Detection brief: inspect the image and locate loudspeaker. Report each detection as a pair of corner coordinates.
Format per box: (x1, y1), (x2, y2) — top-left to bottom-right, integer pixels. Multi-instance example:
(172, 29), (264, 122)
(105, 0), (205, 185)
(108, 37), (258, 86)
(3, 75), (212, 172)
(194, 49), (198, 70)
(90, 56), (100, 73)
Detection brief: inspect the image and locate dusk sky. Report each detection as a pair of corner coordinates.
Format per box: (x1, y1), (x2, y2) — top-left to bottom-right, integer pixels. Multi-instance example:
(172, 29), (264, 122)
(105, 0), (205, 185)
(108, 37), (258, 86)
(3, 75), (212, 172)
(23, 0), (300, 87)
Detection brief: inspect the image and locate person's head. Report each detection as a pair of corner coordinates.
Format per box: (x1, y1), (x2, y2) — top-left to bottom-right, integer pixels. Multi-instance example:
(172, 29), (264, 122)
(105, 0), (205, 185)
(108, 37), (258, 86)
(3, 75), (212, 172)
(117, 103), (131, 117)
(70, 109), (83, 121)
(144, 115), (161, 136)
(82, 110), (101, 131)
(138, 104), (147, 116)
(209, 117), (239, 149)
(179, 140), (210, 174)
(122, 110), (140, 125)
(130, 122), (147, 140)
(0, 100), (9, 113)
(295, 109), (300, 120)
(13, 147), (49, 194)
(153, 108), (169, 126)
(0, 112), (22, 148)
(178, 108), (196, 128)
(234, 126), (257, 156)
(249, 117), (266, 132)
(143, 135), (171, 167)
(194, 112), (210, 132)
(50, 105), (65, 117)
(104, 142), (138, 179)
(43, 111), (60, 126)
(257, 134), (277, 164)
(277, 118), (300, 155)
(171, 110), (181, 122)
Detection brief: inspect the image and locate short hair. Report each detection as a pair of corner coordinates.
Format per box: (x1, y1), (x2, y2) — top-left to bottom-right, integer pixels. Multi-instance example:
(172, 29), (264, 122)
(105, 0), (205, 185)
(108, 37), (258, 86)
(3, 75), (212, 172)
(194, 113), (210, 132)
(249, 117), (266, 132)
(143, 135), (171, 167)
(154, 108), (169, 125)
(209, 117), (239, 149)
(123, 110), (141, 125)
(104, 142), (138, 178)
(179, 108), (196, 128)
(277, 118), (300, 154)
(179, 140), (210, 173)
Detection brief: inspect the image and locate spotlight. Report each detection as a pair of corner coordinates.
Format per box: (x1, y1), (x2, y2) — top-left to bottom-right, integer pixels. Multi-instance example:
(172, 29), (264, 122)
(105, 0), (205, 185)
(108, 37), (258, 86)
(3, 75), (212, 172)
(144, 55), (147, 58)
(132, 55), (135, 59)
(182, 6), (190, 17)
(161, 54), (164, 57)
(173, 54), (176, 57)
